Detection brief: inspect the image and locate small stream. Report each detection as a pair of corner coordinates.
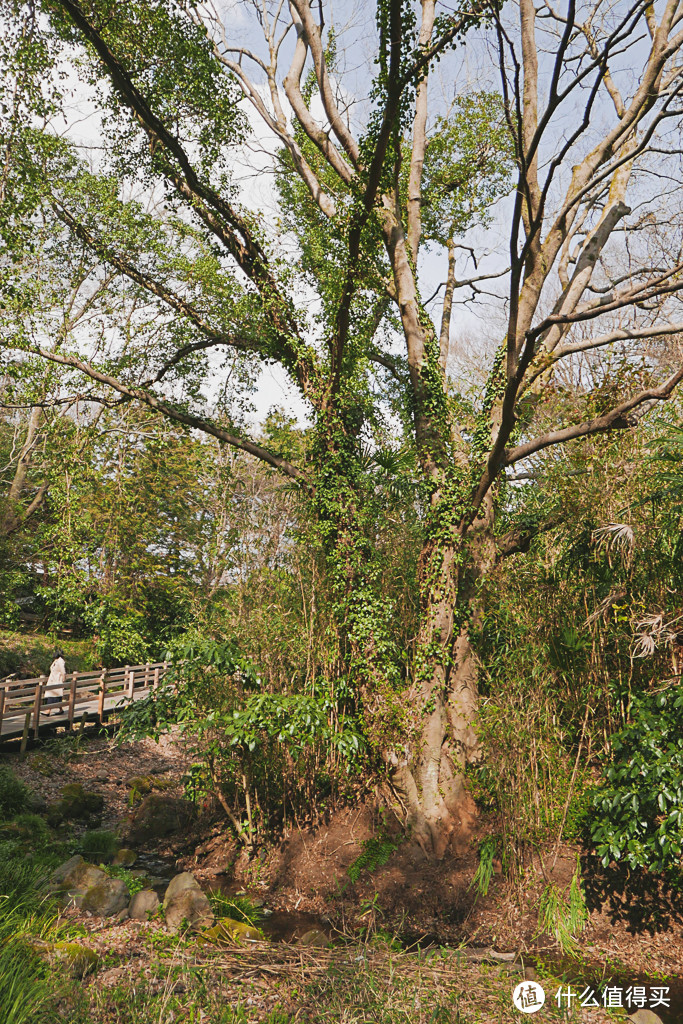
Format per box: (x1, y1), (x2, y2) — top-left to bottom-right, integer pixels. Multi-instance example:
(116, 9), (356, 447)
(128, 851), (683, 1021)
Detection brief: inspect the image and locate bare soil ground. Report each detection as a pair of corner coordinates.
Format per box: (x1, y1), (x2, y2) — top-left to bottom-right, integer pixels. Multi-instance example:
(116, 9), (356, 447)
(5, 730), (683, 1022)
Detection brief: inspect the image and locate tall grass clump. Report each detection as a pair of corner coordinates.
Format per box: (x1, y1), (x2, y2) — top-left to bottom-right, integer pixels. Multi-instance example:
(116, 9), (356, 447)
(0, 843), (60, 1024)
(78, 829), (119, 863)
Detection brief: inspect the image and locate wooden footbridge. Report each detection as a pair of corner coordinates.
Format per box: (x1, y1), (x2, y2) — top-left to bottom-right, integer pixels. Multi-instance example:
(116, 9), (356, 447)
(0, 661), (169, 745)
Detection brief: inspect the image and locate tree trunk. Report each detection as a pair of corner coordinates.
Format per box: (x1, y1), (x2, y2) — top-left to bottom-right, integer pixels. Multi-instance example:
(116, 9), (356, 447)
(389, 508), (497, 857)
(388, 544), (478, 855)
(1, 406), (45, 537)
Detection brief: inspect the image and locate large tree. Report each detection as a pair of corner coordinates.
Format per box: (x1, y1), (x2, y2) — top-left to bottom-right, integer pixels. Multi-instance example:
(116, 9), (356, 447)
(4, 0), (683, 855)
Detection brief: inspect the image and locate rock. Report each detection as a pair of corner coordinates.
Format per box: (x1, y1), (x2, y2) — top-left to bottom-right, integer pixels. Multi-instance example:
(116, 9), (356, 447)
(629, 1012), (664, 1024)
(81, 878), (129, 917)
(115, 907), (130, 922)
(111, 848), (137, 867)
(297, 928), (330, 948)
(129, 889), (160, 920)
(163, 872), (213, 934)
(164, 872), (201, 902)
(95, 770), (108, 782)
(55, 784), (104, 821)
(50, 854), (85, 886)
(197, 918), (262, 946)
(53, 941), (99, 978)
(50, 856), (108, 896)
(128, 795), (195, 843)
(126, 775), (176, 805)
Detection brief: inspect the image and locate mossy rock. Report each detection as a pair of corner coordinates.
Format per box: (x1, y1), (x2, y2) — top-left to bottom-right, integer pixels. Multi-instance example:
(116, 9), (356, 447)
(126, 775), (176, 805)
(80, 878), (129, 917)
(56, 784), (104, 821)
(128, 795), (194, 843)
(111, 847), (136, 867)
(197, 918), (263, 946)
(45, 804), (63, 828)
(53, 942), (100, 978)
(30, 753), (54, 777)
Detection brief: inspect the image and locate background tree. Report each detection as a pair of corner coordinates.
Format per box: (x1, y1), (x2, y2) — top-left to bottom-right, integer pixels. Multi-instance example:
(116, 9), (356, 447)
(4, 0), (683, 855)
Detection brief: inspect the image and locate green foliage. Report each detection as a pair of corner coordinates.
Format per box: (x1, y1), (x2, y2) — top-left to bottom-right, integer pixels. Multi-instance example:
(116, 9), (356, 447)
(77, 830), (120, 864)
(421, 92), (515, 245)
(0, 813), (50, 846)
(347, 829), (400, 884)
(0, 845), (59, 1024)
(104, 865), (145, 896)
(209, 891), (264, 926)
(121, 635), (366, 847)
(536, 865), (588, 953)
(469, 835), (498, 897)
(0, 767), (30, 819)
(590, 688), (683, 873)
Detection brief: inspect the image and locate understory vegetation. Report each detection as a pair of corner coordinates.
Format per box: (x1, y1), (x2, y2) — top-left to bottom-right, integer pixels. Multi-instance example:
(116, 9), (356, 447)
(4, 8), (683, 1019)
(5, 404), (683, 883)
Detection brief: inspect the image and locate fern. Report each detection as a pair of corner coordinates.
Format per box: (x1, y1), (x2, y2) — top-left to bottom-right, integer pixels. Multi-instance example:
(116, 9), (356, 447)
(347, 833), (399, 884)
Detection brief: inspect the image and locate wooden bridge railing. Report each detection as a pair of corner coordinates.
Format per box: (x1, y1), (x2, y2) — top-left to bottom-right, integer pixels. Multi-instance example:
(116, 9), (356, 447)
(0, 661), (168, 740)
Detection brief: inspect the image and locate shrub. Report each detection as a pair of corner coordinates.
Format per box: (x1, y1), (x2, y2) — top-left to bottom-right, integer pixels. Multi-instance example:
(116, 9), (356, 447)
(78, 830), (119, 863)
(0, 767), (30, 819)
(590, 688), (683, 873)
(120, 636), (366, 849)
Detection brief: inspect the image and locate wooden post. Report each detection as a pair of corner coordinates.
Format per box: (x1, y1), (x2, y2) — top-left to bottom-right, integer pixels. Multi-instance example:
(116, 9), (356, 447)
(20, 711), (31, 758)
(68, 671), (77, 729)
(33, 681), (44, 739)
(143, 663), (150, 694)
(78, 709), (87, 736)
(0, 686), (5, 737)
(98, 669), (106, 724)
(153, 666), (159, 692)
(127, 665), (134, 700)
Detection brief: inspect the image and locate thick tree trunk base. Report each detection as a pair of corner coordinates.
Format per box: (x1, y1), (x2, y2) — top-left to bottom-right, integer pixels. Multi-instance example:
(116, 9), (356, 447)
(388, 627), (480, 859)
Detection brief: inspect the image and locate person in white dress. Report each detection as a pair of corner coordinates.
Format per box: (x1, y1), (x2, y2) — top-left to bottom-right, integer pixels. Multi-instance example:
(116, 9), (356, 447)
(44, 651), (66, 716)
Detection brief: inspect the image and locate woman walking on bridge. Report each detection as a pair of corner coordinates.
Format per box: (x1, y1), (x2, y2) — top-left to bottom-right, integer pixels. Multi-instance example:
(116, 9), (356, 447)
(44, 651), (65, 716)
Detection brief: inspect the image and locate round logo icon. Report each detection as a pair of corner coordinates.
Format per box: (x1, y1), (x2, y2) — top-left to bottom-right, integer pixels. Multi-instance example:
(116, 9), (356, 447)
(512, 981), (546, 1014)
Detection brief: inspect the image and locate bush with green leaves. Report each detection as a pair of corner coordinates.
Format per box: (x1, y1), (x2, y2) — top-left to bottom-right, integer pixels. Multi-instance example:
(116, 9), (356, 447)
(590, 688), (683, 873)
(120, 635), (366, 848)
(536, 865), (588, 953)
(0, 767), (30, 819)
